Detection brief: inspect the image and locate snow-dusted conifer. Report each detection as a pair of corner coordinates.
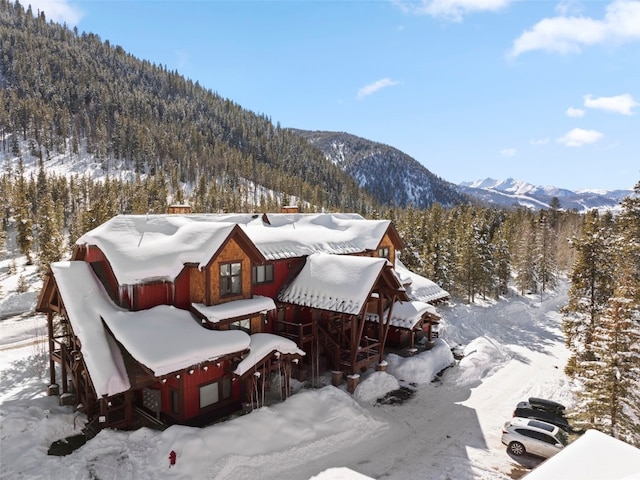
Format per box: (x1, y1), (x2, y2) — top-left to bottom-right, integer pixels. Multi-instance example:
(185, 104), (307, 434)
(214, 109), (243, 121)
(37, 194), (64, 275)
(514, 218), (537, 295)
(574, 269), (640, 446)
(563, 210), (615, 374)
(536, 211), (557, 293)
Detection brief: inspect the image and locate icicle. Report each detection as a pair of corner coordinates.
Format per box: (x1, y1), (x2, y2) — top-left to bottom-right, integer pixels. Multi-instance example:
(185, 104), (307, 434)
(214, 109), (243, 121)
(128, 284), (135, 308)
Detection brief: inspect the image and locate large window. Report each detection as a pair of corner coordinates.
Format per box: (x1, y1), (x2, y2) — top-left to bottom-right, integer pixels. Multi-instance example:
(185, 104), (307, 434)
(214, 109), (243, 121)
(220, 262), (242, 297)
(252, 264), (274, 284)
(378, 247), (390, 259)
(199, 378), (232, 409)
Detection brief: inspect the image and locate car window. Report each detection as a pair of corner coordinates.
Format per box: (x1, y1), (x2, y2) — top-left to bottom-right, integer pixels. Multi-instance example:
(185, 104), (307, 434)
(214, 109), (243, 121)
(528, 420), (555, 432)
(529, 431), (557, 444)
(556, 429), (569, 446)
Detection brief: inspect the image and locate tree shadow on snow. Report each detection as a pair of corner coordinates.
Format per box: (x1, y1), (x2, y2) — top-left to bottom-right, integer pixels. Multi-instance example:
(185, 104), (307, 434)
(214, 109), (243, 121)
(360, 378), (489, 479)
(0, 353), (49, 400)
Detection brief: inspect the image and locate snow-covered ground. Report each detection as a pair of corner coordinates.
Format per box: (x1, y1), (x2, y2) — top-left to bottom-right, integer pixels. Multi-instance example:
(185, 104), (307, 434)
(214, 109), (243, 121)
(1, 253), (574, 480)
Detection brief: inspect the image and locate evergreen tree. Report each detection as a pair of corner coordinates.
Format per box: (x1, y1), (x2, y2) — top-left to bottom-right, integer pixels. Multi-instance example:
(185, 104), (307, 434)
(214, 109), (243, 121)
(536, 212), (558, 293)
(14, 160), (34, 264)
(563, 210), (615, 374)
(514, 219), (537, 295)
(37, 194), (64, 275)
(573, 269), (640, 445)
(492, 234), (511, 297)
(615, 181), (640, 279)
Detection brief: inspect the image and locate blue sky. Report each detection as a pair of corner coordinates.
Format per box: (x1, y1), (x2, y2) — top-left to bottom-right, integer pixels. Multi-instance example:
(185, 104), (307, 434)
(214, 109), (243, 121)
(31, 0), (640, 191)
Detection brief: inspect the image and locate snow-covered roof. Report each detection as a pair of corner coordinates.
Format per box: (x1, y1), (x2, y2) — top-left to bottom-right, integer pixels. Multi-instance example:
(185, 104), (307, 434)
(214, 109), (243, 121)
(278, 252), (388, 315)
(523, 429), (640, 480)
(102, 304), (250, 378)
(51, 261), (258, 391)
(192, 296), (276, 323)
(77, 215), (239, 285)
(234, 333), (305, 376)
(367, 300), (438, 329)
(51, 261), (131, 397)
(242, 213), (392, 260)
(395, 259), (449, 304)
(76, 214), (394, 285)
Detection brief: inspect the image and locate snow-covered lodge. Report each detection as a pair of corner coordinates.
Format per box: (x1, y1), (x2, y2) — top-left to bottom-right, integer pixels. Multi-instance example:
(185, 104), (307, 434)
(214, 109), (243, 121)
(37, 209), (449, 435)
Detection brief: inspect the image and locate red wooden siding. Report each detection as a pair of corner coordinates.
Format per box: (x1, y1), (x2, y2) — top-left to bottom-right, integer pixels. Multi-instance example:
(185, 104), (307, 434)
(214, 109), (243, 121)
(173, 268), (192, 310)
(253, 259), (302, 333)
(157, 361), (241, 423)
(134, 282), (173, 311)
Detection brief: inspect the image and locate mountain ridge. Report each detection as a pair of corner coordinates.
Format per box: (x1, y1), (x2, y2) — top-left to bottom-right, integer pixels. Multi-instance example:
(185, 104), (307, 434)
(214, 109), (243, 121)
(289, 129), (468, 209)
(459, 177), (632, 212)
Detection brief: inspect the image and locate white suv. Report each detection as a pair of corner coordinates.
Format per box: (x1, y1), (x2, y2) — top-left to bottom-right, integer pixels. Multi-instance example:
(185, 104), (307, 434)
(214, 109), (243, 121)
(501, 417), (568, 458)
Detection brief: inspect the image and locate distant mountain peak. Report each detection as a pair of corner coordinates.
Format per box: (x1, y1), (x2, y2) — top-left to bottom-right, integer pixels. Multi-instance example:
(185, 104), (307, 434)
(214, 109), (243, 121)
(459, 178), (631, 212)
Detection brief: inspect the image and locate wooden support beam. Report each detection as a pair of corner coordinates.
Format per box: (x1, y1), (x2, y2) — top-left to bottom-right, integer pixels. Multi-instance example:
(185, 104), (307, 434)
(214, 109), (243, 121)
(377, 296), (384, 365)
(48, 311), (56, 387)
(61, 343), (68, 394)
(380, 294), (397, 354)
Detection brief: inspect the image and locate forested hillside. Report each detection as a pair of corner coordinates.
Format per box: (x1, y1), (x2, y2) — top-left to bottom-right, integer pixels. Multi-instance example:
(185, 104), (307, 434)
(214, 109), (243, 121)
(0, 0), (377, 213)
(290, 129), (468, 209)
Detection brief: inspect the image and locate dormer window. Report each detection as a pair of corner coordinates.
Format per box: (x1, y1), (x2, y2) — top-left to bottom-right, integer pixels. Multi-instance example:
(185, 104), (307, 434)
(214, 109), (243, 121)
(220, 262), (242, 297)
(378, 247), (390, 259)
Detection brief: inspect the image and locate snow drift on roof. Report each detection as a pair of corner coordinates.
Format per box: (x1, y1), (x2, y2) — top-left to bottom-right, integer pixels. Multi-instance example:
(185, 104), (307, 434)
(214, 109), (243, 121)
(77, 214), (393, 283)
(234, 333), (305, 376)
(395, 259), (449, 303)
(244, 213), (391, 260)
(192, 296), (276, 324)
(51, 261), (131, 397)
(78, 215), (237, 285)
(102, 304), (251, 378)
(52, 262), (256, 390)
(278, 252), (387, 315)
(368, 300), (438, 329)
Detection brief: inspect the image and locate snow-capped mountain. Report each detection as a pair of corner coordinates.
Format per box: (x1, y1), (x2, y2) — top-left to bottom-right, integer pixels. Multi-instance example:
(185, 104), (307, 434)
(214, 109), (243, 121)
(290, 129), (468, 209)
(459, 178), (633, 212)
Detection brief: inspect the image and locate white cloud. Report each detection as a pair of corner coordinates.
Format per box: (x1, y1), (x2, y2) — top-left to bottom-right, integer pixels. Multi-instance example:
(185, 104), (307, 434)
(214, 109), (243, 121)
(356, 78), (400, 100)
(500, 148), (516, 157)
(584, 93), (639, 115)
(566, 107), (586, 117)
(27, 0), (83, 26)
(509, 0), (640, 57)
(393, 0), (511, 21)
(555, 0), (583, 16)
(557, 128), (604, 147)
